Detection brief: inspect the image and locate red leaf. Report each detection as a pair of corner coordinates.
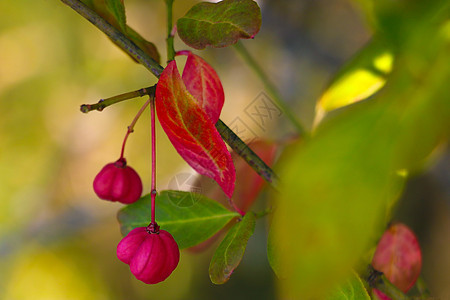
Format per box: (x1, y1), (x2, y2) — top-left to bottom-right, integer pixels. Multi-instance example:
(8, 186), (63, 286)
(179, 51), (224, 124)
(372, 223), (422, 293)
(194, 139), (277, 213)
(156, 61), (235, 198)
(372, 288), (392, 300)
(231, 140), (277, 212)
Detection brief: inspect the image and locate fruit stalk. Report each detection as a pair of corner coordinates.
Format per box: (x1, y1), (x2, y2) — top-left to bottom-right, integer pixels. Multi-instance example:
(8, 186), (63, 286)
(150, 95), (157, 228)
(119, 98), (151, 159)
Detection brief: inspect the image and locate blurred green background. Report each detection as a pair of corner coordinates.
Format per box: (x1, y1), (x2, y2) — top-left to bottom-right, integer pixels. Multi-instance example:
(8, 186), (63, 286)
(0, 0), (448, 299)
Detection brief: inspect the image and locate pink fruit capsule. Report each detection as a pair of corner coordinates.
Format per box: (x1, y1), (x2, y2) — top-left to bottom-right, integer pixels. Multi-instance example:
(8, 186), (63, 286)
(93, 158), (143, 204)
(117, 226), (180, 284)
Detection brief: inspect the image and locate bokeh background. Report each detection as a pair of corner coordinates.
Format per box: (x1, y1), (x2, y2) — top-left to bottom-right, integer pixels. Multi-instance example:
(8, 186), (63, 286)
(0, 0), (448, 299)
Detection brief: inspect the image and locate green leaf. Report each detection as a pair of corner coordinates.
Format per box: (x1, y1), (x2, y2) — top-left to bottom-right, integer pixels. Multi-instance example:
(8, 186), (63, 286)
(81, 0), (126, 31)
(125, 26), (160, 64)
(177, 0), (261, 49)
(272, 7), (449, 298)
(209, 212), (256, 284)
(105, 0), (126, 32)
(117, 190), (240, 249)
(326, 271), (371, 300)
(315, 38), (393, 126)
(81, 0), (160, 63)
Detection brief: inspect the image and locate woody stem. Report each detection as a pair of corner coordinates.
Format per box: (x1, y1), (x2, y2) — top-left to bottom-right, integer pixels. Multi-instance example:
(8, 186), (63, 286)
(80, 87), (152, 113)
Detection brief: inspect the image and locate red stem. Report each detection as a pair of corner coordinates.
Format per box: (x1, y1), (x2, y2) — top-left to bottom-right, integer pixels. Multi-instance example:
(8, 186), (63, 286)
(119, 96), (151, 159)
(228, 198), (245, 217)
(150, 96), (157, 226)
(119, 131), (130, 159)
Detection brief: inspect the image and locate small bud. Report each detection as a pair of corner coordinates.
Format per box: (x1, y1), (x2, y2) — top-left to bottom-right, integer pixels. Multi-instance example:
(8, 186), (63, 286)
(117, 226), (180, 284)
(93, 158), (143, 204)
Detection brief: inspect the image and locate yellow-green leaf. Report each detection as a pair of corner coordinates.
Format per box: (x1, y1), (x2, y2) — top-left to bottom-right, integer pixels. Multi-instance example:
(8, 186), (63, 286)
(314, 38), (393, 126)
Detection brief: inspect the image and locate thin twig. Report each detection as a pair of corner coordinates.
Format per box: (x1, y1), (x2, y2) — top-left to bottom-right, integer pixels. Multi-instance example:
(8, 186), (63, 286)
(165, 0), (175, 62)
(80, 86), (153, 113)
(233, 41), (308, 137)
(254, 207), (274, 219)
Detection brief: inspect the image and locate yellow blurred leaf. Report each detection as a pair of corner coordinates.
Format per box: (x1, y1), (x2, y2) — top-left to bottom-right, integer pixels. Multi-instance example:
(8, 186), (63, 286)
(319, 69), (385, 111)
(315, 39), (393, 126)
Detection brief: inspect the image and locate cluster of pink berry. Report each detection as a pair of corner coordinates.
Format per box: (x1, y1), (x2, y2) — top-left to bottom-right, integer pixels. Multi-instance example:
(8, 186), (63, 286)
(90, 50), (234, 285)
(92, 98), (179, 284)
